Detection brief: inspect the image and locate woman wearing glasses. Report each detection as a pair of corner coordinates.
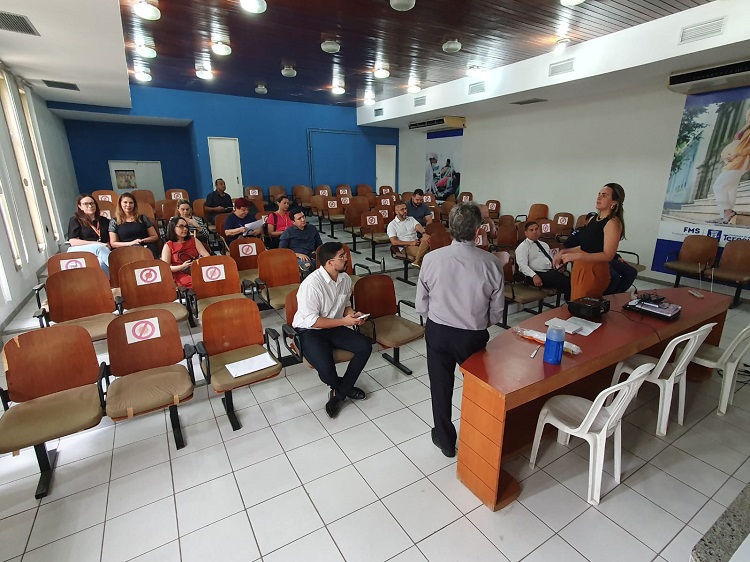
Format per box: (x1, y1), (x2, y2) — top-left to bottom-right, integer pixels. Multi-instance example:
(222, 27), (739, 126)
(161, 217), (210, 288)
(67, 194), (112, 276)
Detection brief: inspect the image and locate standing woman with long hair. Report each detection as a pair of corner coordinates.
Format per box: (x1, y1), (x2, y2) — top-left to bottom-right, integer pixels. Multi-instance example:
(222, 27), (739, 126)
(108, 192), (160, 257)
(161, 217), (210, 288)
(67, 194), (112, 276)
(554, 183), (625, 300)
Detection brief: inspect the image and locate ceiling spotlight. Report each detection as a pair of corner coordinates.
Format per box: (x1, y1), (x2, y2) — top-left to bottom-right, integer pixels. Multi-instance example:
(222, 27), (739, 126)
(554, 37), (571, 55)
(321, 40), (340, 54)
(240, 0), (267, 14)
(466, 63), (483, 78)
(332, 84), (345, 95)
(133, 0), (161, 21)
(196, 66), (213, 80)
(212, 41), (232, 56)
(390, 0), (416, 11)
(281, 65), (297, 78)
(560, 0), (585, 6)
(442, 39), (462, 54)
(255, 84), (267, 94)
(373, 66), (390, 79)
(134, 69), (152, 82)
(135, 44), (157, 59)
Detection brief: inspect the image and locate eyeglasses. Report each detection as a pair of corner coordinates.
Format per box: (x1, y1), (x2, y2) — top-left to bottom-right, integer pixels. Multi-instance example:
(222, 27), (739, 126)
(174, 223), (188, 229)
(81, 202), (96, 206)
(331, 254), (347, 261)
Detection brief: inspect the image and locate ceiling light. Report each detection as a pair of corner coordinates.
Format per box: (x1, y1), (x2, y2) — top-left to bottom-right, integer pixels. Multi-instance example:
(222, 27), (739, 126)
(466, 63), (483, 77)
(133, 0), (161, 21)
(407, 84), (421, 94)
(135, 44), (157, 59)
(560, 0), (585, 6)
(363, 96), (375, 106)
(240, 0), (267, 14)
(212, 42), (232, 56)
(390, 0), (416, 11)
(332, 84), (345, 95)
(554, 37), (571, 55)
(134, 69), (152, 82)
(281, 65), (297, 78)
(442, 39), (462, 54)
(321, 40), (340, 54)
(373, 67), (390, 79)
(196, 66), (213, 80)
(255, 84), (267, 94)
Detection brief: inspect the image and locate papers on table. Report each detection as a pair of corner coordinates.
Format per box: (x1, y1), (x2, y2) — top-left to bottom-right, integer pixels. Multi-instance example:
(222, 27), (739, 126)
(225, 352), (277, 378)
(545, 317), (601, 336)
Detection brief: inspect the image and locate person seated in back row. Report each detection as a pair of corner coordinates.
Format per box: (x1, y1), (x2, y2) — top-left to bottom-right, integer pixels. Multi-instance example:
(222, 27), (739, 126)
(406, 189), (433, 227)
(280, 209), (323, 269)
(388, 201), (431, 267)
(223, 198), (262, 246)
(515, 221), (571, 301)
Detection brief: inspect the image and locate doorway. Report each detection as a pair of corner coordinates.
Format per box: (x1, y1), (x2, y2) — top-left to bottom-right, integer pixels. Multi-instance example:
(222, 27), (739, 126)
(375, 144), (396, 191)
(208, 137), (243, 199)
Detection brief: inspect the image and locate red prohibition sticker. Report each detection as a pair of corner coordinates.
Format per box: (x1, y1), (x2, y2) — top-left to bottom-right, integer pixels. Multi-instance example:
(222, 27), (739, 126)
(125, 317), (161, 344)
(171, 192), (182, 199)
(328, 201), (336, 208)
(99, 195), (112, 202)
(489, 202), (496, 210)
(366, 216), (377, 225)
(542, 223), (551, 233)
(202, 264), (226, 282)
(239, 243), (257, 256)
(341, 197), (350, 204)
(135, 266), (161, 285)
(249, 189), (259, 196)
(558, 216), (569, 225)
(379, 209), (388, 217)
(481, 223), (490, 232)
(61, 259), (84, 270)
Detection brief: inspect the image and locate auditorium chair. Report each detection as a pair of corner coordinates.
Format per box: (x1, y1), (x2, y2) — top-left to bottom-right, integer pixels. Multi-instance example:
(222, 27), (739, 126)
(310, 194), (327, 230)
(33, 252), (102, 311)
(702, 240), (750, 307)
(98, 199), (116, 219)
(109, 246), (154, 295)
(117, 259), (193, 326)
(486, 200), (501, 220)
(315, 185), (332, 197)
(497, 258), (554, 329)
(315, 243), (370, 292)
(343, 202), (370, 253)
(439, 200), (455, 225)
(293, 185), (313, 214)
(188, 255), (244, 320)
(515, 203), (549, 224)
(497, 214), (515, 227)
(244, 186), (263, 201)
(193, 198), (206, 219)
(400, 191), (413, 204)
(93, 189), (118, 206)
(268, 185), (286, 204)
(356, 184), (374, 196)
(663, 234), (719, 288)
(132, 189), (156, 209)
(166, 188), (189, 201)
(458, 191), (473, 203)
(322, 196), (346, 238)
(552, 212), (575, 238)
(337, 185), (352, 197)
(255, 248), (301, 310)
(360, 209), (391, 264)
(229, 237), (266, 295)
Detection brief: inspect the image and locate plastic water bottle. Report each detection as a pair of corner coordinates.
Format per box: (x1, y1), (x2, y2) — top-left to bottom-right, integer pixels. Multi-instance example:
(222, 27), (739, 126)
(543, 325), (565, 365)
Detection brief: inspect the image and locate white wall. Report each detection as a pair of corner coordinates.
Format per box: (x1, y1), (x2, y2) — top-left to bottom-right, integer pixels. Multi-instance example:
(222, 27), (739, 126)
(399, 84), (687, 280)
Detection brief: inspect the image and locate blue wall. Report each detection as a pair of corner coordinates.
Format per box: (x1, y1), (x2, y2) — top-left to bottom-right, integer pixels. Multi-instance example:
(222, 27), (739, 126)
(65, 120), (197, 194)
(53, 86), (399, 200)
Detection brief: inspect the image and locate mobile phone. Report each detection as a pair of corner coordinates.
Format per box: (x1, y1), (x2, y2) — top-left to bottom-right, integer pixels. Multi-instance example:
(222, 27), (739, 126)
(356, 313), (371, 319)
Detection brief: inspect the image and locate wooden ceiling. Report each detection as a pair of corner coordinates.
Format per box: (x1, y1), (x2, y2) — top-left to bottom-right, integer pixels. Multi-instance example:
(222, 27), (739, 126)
(120, 0), (712, 107)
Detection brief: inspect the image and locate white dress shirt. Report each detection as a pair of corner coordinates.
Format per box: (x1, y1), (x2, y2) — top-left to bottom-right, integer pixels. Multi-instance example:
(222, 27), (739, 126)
(387, 216), (420, 247)
(293, 266), (352, 329)
(515, 238), (554, 279)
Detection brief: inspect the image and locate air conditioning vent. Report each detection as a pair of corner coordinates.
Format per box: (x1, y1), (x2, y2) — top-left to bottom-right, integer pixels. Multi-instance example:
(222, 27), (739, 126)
(0, 12), (39, 36)
(374, 108), (384, 117)
(680, 18), (724, 45)
(668, 60), (750, 95)
(549, 59), (574, 77)
(408, 116), (465, 132)
(511, 98), (548, 106)
(42, 80), (80, 91)
(468, 81), (485, 95)
(414, 96), (426, 107)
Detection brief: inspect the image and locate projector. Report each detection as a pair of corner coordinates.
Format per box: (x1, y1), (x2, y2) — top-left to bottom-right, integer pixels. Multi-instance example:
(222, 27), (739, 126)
(568, 297), (610, 320)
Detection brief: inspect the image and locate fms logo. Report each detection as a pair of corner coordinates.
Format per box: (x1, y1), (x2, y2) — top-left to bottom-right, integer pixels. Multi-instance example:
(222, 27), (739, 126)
(683, 226), (702, 234)
(706, 229), (722, 240)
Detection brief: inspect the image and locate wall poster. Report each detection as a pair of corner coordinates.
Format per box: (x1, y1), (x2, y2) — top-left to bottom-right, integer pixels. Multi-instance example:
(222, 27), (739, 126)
(425, 129), (463, 201)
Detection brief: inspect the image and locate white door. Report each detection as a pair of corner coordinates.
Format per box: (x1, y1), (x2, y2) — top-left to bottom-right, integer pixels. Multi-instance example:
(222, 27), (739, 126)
(207, 137), (243, 199)
(375, 144), (397, 190)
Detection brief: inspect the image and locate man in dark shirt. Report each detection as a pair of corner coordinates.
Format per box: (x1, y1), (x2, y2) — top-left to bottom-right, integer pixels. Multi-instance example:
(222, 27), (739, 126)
(406, 189), (433, 227)
(204, 178), (234, 224)
(280, 210), (323, 269)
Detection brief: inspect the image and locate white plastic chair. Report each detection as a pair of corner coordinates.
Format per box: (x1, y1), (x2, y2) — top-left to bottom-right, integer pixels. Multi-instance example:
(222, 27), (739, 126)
(611, 323), (715, 437)
(688, 325), (750, 415)
(529, 363), (655, 505)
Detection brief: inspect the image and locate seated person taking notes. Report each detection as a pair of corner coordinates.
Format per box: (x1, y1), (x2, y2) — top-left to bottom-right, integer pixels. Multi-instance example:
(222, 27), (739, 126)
(515, 221), (571, 301)
(279, 209), (323, 269)
(388, 202), (431, 267)
(223, 198), (262, 246)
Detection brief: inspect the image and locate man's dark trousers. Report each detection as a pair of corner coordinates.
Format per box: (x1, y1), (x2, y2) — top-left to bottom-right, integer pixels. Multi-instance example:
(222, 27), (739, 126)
(299, 327), (371, 397)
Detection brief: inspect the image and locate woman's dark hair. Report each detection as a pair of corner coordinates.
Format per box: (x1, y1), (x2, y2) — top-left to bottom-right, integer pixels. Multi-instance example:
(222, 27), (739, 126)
(115, 192), (142, 225)
(166, 216), (192, 243)
(174, 199), (193, 217)
(75, 194), (100, 226)
(276, 195), (290, 206)
(604, 182), (626, 240)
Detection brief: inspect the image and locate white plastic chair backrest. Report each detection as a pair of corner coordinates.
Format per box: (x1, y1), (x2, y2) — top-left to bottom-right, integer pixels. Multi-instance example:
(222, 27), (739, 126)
(716, 324), (750, 366)
(652, 323), (716, 381)
(574, 363), (654, 435)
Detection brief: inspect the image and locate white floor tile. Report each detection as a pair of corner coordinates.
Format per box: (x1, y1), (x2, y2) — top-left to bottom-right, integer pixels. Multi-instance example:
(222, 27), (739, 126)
(130, 540), (181, 562)
(110, 433), (170, 480)
(387, 380), (431, 407)
(688, 499), (726, 535)
(0, 448), (44, 487)
(428, 464), (483, 514)
(259, 393), (311, 425)
(367, 363), (416, 388)
(168, 390), (216, 428)
(247, 487), (323, 555)
(650, 445), (730, 497)
(224, 426), (283, 471)
(234, 453), (300, 507)
(287, 369), (326, 393)
(671, 430), (747, 475)
(398, 433), (456, 476)
(180, 512), (260, 562)
(559, 508), (655, 562)
(417, 517), (509, 562)
(500, 453), (540, 484)
(356, 389), (406, 420)
(351, 372), (384, 394)
(250, 376), (297, 403)
(333, 421), (394, 463)
(354, 447), (424, 498)
(372, 408), (431, 444)
(112, 411), (167, 449)
(299, 385), (332, 412)
(216, 404), (269, 441)
(56, 425), (115, 467)
(175, 473), (244, 536)
(168, 418), (222, 458)
(544, 448), (619, 503)
(389, 546), (427, 561)
(468, 500), (553, 562)
(171, 442), (232, 493)
(660, 525), (703, 562)
(209, 387), (258, 419)
(263, 528), (343, 562)
(39, 451), (111, 504)
(328, 501), (413, 562)
(383, 478), (461, 542)
(306, 465), (378, 524)
(21, 523), (103, 562)
(101, 496), (177, 562)
(0, 508), (36, 561)
(27, 484), (108, 550)
(272, 412), (328, 451)
(287, 436), (351, 484)
(517, 470), (589, 532)
(106, 461), (173, 520)
(522, 536), (588, 562)
(523, 435), (575, 468)
(693, 414), (750, 456)
(314, 403), (369, 434)
(713, 476), (746, 507)
(409, 399), (459, 426)
(618, 420), (669, 461)
(736, 457), (750, 484)
(625, 464), (709, 523)
(0, 475), (40, 520)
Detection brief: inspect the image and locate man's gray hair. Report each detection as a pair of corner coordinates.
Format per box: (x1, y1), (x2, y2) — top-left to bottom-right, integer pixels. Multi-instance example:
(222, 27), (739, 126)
(449, 202), (482, 242)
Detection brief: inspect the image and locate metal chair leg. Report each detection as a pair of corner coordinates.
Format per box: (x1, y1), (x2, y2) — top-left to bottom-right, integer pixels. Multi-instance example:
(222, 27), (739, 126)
(169, 405), (185, 449)
(382, 347), (413, 375)
(34, 443), (58, 499)
(222, 390), (242, 431)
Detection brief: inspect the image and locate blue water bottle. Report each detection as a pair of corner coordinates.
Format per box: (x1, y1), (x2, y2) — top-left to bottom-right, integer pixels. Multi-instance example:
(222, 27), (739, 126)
(543, 325), (565, 365)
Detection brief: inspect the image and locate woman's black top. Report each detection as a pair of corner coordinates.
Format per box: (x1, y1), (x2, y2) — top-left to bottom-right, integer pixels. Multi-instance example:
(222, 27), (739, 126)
(577, 215), (611, 253)
(67, 215), (110, 243)
(108, 215), (154, 243)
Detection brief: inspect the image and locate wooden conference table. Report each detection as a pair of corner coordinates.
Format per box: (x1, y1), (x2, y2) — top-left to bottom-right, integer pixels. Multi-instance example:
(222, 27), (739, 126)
(457, 287), (731, 511)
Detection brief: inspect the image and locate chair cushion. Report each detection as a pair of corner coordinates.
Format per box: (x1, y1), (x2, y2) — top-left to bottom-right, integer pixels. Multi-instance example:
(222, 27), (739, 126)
(56, 313), (118, 341)
(266, 284), (300, 310)
(328, 214), (345, 222)
(105, 365), (194, 419)
(365, 316), (424, 349)
(0, 385), (103, 453)
(239, 269), (259, 283)
(664, 261), (703, 276)
(202, 345), (282, 393)
(707, 268), (750, 285)
(125, 302), (189, 324)
(197, 294), (245, 319)
(363, 233), (390, 244)
(509, 284), (549, 305)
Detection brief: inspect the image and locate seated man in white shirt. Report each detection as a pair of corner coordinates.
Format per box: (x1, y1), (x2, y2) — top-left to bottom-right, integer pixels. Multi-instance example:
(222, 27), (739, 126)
(292, 242), (372, 418)
(515, 221), (571, 301)
(387, 202), (431, 267)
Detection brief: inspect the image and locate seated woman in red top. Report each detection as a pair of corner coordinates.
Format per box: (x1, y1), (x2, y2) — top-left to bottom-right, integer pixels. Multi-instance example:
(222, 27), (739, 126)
(161, 217), (210, 288)
(265, 195), (292, 249)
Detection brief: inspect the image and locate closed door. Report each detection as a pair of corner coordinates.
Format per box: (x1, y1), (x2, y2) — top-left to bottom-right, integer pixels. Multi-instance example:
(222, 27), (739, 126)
(208, 137), (243, 199)
(375, 144), (396, 190)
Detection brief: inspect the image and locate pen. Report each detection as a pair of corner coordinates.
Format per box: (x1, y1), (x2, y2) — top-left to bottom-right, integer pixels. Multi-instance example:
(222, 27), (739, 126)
(530, 345), (541, 358)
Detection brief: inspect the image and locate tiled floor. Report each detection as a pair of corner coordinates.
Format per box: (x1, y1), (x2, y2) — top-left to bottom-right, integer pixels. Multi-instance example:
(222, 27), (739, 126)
(1, 235), (750, 562)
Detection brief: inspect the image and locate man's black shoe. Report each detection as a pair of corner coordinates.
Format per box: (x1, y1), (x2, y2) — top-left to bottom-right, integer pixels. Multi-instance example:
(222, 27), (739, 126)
(325, 390), (344, 419)
(346, 387), (366, 400)
(431, 429), (456, 458)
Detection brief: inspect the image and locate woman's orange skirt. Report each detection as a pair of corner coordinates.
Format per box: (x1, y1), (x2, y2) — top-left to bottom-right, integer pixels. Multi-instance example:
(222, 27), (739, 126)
(570, 260), (610, 300)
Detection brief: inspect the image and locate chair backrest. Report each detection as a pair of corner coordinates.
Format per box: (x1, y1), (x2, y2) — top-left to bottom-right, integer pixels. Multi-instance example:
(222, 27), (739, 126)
(552, 212), (575, 235)
(257, 248), (300, 287)
(98, 200), (116, 219)
(496, 224), (519, 249)
(229, 236), (266, 272)
(325, 196), (343, 214)
(190, 255), (241, 299)
(654, 323), (716, 381)
(93, 190), (118, 205)
(315, 185), (332, 197)
(424, 222), (447, 235)
(166, 189), (189, 201)
(214, 212), (231, 239)
(715, 324), (750, 369)
(356, 184), (373, 196)
(336, 184), (350, 193)
(46, 268), (115, 323)
(285, 288), (299, 326)
(3, 325), (99, 402)
(575, 214), (589, 229)
(400, 191), (413, 204)
(154, 200), (167, 220)
(379, 185), (393, 195)
(193, 198), (206, 218)
(353, 274), (397, 318)
(245, 186), (263, 199)
(458, 192), (473, 203)
(294, 185), (313, 205)
(269, 186), (286, 201)
(422, 193), (435, 205)
(139, 202), (157, 224)
(202, 298), (265, 355)
(429, 229), (453, 250)
(132, 189), (156, 209)
(440, 201), (455, 221)
(107, 308), (184, 377)
(378, 195), (394, 208)
(48, 252), (100, 275)
(337, 186), (351, 197)
(678, 235), (719, 266)
(310, 194), (326, 215)
(118, 259), (177, 308)
(486, 200), (501, 218)
(475, 229), (490, 251)
(109, 246), (154, 289)
(344, 204), (367, 228)
(315, 243), (355, 275)
(498, 214), (514, 227)
(338, 194), (353, 207)
(538, 218), (555, 240)
(717, 240), (750, 273)
(375, 206), (393, 224)
(163, 199), (178, 219)
(527, 204), (548, 222)
(361, 210), (386, 234)
(248, 196), (265, 214)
